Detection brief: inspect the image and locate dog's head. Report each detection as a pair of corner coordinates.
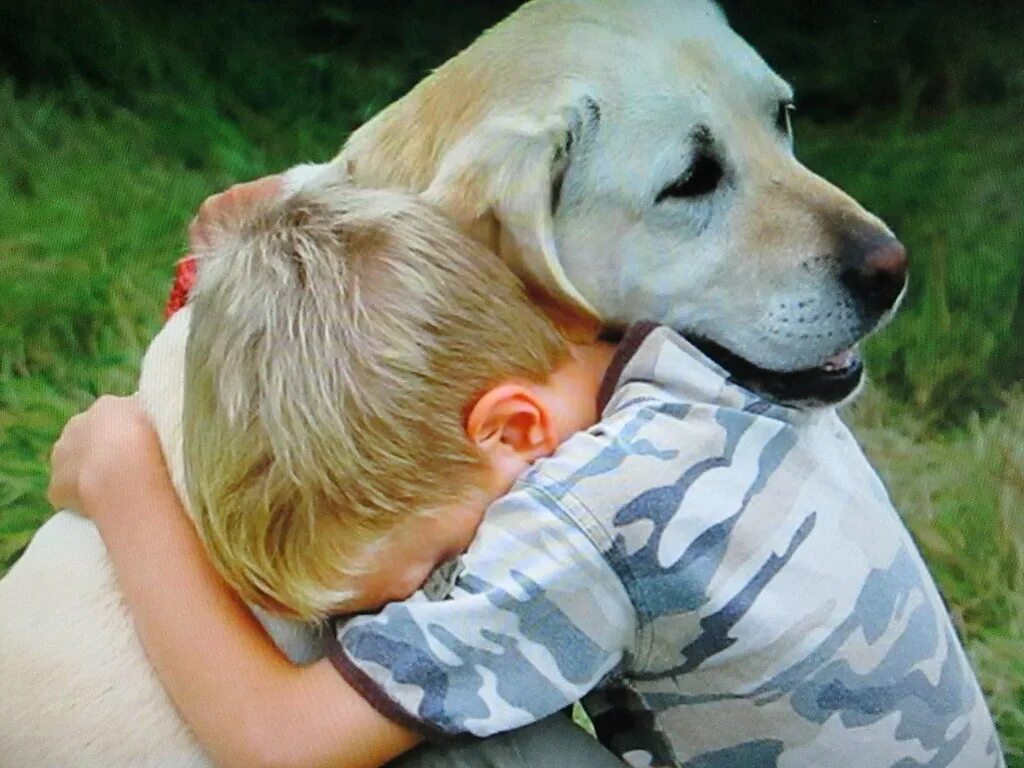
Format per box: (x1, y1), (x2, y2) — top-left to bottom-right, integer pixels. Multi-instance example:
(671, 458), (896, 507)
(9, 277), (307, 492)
(338, 0), (908, 405)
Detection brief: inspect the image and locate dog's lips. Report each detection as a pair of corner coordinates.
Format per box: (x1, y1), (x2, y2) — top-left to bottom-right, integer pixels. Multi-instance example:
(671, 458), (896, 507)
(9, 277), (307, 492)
(821, 346), (860, 374)
(686, 336), (864, 405)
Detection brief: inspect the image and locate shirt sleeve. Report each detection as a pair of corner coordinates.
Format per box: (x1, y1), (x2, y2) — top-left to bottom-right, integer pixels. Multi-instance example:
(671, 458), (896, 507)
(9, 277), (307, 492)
(327, 481), (637, 740)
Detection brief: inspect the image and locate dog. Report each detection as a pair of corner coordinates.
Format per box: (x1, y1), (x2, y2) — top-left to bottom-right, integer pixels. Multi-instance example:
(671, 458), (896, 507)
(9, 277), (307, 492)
(0, 1), (905, 765)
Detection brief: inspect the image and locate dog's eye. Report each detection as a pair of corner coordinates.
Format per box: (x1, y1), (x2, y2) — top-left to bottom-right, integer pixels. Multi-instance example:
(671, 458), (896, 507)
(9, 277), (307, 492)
(656, 153), (723, 202)
(776, 100), (795, 135)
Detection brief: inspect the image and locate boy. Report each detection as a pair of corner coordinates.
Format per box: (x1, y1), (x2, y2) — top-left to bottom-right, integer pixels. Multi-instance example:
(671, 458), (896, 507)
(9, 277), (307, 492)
(50, 178), (1003, 768)
(51, 177), (623, 768)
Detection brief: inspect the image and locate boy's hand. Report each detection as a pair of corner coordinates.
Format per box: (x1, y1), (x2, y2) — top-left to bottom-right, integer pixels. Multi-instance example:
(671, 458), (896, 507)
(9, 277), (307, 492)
(168, 175), (285, 320)
(47, 395), (171, 523)
(49, 399), (421, 768)
(188, 174), (284, 251)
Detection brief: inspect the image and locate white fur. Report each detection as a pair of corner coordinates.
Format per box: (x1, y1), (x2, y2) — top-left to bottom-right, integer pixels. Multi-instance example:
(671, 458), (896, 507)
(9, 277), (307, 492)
(0, 310), (326, 767)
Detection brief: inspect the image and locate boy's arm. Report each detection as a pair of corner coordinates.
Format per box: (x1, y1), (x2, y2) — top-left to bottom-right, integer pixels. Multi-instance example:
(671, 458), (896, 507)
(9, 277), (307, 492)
(48, 396), (421, 768)
(326, 477), (636, 741)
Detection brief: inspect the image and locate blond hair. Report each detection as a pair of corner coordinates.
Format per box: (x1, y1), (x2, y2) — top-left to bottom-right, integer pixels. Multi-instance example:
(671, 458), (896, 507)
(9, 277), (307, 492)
(182, 180), (568, 620)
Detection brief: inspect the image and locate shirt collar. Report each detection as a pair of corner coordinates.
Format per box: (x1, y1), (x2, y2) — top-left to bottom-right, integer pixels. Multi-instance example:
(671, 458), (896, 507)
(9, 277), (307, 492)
(596, 321), (661, 412)
(597, 323), (794, 418)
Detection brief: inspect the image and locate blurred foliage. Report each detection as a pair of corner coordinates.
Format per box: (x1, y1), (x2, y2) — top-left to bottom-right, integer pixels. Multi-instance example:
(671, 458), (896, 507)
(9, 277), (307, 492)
(724, 0), (1024, 121)
(0, 0), (523, 134)
(1, 0), (1022, 762)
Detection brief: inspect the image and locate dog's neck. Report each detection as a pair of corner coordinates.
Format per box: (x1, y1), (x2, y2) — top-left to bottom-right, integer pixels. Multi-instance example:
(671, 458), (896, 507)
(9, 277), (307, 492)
(136, 307), (192, 515)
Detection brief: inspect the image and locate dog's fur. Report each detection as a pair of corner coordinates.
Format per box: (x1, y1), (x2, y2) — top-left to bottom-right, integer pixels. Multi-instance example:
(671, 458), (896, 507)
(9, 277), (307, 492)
(0, 2), (903, 765)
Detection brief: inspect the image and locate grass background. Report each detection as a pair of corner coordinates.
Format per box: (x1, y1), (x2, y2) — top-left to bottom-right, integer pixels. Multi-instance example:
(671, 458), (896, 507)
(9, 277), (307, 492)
(1, 0), (1022, 761)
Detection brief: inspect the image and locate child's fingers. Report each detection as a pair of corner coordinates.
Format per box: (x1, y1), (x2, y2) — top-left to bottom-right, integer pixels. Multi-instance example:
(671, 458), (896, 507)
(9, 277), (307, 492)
(230, 175), (284, 206)
(45, 396), (148, 513)
(47, 411), (87, 510)
(189, 175), (284, 250)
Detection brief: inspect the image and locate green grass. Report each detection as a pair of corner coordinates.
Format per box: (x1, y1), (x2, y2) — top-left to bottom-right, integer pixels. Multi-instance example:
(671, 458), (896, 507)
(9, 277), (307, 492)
(1, 1), (1022, 763)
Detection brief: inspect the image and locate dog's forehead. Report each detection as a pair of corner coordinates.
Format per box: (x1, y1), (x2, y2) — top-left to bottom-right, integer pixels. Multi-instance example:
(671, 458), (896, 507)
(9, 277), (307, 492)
(501, 0), (727, 33)
(410, 0), (791, 150)
(528, 6), (792, 134)
(677, 32), (789, 97)
(484, 0), (765, 88)
(581, 40), (789, 163)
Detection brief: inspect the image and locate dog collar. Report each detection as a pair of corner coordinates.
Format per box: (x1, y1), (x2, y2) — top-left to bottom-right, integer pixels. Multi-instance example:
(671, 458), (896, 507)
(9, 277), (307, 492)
(165, 256), (197, 320)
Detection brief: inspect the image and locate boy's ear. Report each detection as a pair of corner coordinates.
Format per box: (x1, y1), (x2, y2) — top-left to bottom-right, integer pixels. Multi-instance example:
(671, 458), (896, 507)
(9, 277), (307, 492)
(466, 384), (558, 461)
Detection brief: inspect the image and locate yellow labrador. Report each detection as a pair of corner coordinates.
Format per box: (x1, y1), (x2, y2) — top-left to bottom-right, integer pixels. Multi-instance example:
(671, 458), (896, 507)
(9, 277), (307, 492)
(0, 1), (905, 765)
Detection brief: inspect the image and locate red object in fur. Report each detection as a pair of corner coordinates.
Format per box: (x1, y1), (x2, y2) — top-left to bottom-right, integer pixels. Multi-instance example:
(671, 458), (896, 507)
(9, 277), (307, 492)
(165, 256), (198, 320)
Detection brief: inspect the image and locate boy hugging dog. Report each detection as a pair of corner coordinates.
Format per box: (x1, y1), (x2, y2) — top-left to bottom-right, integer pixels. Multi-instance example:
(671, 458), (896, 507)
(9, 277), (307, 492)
(50, 176), (1003, 768)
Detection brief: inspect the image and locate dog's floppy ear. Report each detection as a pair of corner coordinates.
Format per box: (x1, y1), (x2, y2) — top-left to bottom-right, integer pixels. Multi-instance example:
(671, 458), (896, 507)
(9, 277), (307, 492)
(422, 99), (600, 332)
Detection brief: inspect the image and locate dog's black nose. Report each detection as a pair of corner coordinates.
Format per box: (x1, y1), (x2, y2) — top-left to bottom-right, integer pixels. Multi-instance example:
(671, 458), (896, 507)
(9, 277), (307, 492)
(840, 236), (908, 316)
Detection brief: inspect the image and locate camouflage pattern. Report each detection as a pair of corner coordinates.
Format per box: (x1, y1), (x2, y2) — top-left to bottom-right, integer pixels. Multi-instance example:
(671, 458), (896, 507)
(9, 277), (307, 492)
(331, 326), (1004, 767)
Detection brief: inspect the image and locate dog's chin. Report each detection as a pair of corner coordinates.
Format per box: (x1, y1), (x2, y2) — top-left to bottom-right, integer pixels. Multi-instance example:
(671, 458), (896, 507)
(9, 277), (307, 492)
(687, 337), (865, 407)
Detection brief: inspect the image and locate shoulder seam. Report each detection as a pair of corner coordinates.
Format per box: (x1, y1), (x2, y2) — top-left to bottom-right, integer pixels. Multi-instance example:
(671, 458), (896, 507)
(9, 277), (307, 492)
(527, 476), (651, 665)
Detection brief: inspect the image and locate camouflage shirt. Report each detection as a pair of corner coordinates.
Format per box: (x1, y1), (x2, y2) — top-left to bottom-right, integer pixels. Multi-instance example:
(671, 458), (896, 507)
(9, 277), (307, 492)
(329, 324), (1004, 768)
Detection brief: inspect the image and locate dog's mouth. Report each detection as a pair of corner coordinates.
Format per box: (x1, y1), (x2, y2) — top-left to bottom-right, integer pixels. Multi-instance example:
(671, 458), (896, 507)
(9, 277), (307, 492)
(687, 337), (864, 406)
